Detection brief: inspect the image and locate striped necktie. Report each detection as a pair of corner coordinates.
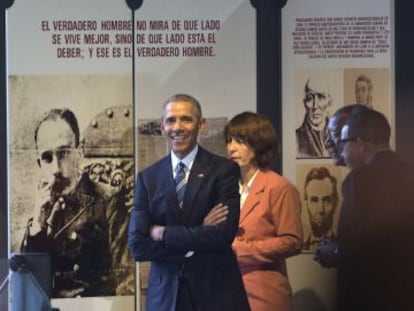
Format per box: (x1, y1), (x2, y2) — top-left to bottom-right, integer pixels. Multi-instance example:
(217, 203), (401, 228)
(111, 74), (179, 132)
(175, 162), (187, 209)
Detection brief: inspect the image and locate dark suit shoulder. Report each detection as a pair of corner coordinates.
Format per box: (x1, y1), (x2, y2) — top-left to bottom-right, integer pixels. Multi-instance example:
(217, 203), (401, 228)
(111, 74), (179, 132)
(196, 147), (239, 171)
(138, 156), (170, 176)
(346, 150), (411, 180)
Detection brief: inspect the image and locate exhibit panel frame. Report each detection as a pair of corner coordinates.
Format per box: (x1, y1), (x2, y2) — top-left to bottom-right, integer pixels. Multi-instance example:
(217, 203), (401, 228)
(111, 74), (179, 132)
(281, 1), (394, 310)
(5, 1), (256, 310)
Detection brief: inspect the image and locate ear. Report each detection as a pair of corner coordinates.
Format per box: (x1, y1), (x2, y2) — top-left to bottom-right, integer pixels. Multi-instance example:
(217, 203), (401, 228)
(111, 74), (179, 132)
(77, 138), (85, 156)
(360, 140), (375, 154)
(327, 99), (333, 112)
(160, 118), (166, 135)
(198, 117), (206, 133)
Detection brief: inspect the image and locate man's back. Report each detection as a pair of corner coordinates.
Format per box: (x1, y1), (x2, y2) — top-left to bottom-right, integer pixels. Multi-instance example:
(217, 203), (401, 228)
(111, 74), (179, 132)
(339, 150), (414, 310)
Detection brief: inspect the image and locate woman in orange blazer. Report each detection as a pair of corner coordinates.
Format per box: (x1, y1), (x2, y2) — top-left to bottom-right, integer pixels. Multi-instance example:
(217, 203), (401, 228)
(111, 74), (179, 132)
(224, 111), (304, 311)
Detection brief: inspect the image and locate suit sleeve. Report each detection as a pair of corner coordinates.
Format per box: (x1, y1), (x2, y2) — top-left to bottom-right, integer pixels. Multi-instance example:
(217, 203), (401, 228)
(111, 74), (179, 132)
(163, 160), (241, 252)
(127, 172), (185, 263)
(339, 171), (366, 253)
(233, 182), (303, 266)
(338, 175), (353, 243)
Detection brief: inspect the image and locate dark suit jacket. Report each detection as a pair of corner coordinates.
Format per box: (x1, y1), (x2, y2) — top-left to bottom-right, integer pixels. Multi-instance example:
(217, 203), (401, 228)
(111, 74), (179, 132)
(128, 146), (250, 311)
(337, 150), (414, 311)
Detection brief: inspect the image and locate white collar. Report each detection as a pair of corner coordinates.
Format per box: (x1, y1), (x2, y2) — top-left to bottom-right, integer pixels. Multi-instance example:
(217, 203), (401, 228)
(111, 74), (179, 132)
(239, 169), (259, 194)
(171, 145), (198, 171)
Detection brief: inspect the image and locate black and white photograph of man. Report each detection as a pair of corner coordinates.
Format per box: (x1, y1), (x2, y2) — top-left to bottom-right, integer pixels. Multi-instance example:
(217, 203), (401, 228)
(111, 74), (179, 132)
(295, 69), (341, 159)
(296, 164), (344, 252)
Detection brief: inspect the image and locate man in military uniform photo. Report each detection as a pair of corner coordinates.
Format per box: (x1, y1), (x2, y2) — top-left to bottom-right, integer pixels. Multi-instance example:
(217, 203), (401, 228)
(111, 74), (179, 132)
(21, 108), (132, 298)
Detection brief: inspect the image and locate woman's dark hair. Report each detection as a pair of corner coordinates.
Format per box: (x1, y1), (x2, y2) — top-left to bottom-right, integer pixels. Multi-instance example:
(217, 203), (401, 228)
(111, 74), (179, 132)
(224, 111), (279, 169)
